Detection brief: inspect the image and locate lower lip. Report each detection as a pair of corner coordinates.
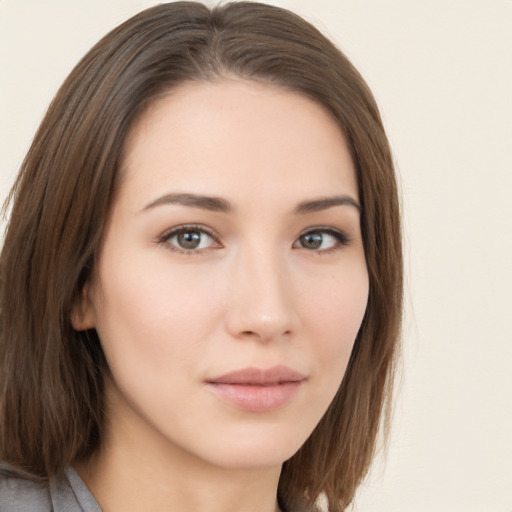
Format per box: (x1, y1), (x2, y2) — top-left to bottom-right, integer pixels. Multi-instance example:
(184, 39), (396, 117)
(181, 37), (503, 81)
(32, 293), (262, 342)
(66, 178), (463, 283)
(206, 382), (302, 412)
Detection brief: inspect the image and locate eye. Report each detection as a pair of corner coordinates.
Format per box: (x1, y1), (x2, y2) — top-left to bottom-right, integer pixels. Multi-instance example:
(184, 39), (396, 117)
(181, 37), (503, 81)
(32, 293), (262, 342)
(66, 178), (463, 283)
(294, 228), (350, 252)
(159, 225), (220, 253)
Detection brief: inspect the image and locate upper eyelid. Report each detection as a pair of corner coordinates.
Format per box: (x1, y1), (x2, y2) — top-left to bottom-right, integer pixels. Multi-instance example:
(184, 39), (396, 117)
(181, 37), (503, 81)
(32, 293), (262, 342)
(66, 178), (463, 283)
(299, 225), (344, 233)
(298, 225), (350, 238)
(159, 223), (220, 240)
(159, 224), (347, 235)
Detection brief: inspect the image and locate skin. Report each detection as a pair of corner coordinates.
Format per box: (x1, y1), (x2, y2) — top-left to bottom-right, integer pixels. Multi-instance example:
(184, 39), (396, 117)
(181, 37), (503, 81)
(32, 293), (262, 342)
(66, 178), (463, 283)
(73, 79), (369, 512)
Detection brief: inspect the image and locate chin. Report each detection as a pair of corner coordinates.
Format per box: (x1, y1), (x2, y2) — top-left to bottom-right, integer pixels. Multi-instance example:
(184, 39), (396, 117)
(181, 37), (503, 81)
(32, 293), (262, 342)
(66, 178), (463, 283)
(186, 422), (312, 471)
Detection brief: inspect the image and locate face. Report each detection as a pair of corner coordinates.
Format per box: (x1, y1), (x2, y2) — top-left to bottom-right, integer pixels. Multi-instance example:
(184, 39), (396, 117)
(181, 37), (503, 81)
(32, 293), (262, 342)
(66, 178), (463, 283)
(74, 79), (369, 471)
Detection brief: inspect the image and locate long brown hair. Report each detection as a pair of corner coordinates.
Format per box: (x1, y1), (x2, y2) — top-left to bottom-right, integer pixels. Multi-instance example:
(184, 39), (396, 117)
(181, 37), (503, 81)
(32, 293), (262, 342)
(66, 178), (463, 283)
(0, 2), (402, 510)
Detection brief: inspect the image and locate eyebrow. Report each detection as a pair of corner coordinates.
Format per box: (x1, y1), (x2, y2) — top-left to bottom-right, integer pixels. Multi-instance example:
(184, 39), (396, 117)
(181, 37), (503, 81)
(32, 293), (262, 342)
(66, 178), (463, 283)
(142, 193), (231, 213)
(142, 192), (361, 215)
(295, 195), (362, 214)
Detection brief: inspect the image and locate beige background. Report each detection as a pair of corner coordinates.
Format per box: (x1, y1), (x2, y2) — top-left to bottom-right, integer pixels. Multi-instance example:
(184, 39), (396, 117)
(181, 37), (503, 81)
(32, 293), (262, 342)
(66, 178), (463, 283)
(1, 1), (511, 510)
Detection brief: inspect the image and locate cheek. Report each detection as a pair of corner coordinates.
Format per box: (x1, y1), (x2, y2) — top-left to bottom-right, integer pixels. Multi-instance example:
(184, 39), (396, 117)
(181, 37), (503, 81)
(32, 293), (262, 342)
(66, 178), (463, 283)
(300, 264), (369, 378)
(92, 253), (224, 376)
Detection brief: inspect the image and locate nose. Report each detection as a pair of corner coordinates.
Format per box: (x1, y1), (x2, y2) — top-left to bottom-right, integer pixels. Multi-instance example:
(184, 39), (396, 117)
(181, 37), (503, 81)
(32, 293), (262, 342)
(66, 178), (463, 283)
(224, 245), (297, 343)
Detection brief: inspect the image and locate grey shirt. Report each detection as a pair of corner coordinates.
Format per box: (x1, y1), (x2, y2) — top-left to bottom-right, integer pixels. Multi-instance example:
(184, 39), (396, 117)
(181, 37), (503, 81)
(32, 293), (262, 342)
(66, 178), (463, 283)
(0, 467), (101, 512)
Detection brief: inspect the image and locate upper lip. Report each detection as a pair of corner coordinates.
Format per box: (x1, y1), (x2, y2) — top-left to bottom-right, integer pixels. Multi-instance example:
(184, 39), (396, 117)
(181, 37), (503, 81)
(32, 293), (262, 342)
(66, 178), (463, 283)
(207, 366), (306, 385)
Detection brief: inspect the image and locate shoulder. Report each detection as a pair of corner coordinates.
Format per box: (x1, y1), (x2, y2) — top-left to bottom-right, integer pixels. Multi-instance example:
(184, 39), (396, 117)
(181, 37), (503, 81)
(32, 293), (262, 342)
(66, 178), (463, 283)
(0, 469), (52, 512)
(0, 466), (101, 512)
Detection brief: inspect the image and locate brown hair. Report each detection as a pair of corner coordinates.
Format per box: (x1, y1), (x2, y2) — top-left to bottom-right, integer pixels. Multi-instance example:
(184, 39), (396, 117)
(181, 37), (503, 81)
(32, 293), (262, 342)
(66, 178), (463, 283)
(0, 2), (402, 510)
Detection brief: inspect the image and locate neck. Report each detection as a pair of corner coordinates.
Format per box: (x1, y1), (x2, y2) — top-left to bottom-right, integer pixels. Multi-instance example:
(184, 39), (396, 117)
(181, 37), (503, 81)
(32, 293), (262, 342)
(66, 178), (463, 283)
(75, 381), (283, 512)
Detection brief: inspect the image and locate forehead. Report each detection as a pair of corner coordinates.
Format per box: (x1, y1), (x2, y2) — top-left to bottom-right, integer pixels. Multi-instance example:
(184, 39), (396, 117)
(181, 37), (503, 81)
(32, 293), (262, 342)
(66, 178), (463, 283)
(118, 78), (358, 208)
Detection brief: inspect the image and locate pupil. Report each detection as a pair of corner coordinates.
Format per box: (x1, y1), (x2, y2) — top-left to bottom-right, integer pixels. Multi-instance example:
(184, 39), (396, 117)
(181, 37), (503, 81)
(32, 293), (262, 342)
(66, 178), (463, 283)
(177, 231), (201, 249)
(302, 233), (322, 249)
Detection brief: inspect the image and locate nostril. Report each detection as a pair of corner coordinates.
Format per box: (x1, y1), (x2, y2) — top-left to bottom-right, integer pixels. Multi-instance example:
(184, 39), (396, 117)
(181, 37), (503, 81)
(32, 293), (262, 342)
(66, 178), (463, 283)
(238, 328), (293, 343)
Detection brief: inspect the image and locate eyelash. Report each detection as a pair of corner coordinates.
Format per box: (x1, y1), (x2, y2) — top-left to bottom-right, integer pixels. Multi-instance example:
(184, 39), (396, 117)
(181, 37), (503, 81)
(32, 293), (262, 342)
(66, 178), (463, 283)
(157, 224), (351, 255)
(158, 224), (220, 255)
(295, 227), (351, 255)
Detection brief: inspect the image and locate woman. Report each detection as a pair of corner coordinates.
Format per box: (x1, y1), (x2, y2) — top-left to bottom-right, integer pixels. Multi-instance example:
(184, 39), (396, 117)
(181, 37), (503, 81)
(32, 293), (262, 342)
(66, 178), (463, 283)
(0, 2), (402, 511)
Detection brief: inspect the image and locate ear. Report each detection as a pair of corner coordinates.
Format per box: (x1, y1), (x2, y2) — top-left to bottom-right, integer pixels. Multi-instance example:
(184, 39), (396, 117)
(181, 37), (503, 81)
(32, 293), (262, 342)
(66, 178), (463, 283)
(71, 284), (96, 331)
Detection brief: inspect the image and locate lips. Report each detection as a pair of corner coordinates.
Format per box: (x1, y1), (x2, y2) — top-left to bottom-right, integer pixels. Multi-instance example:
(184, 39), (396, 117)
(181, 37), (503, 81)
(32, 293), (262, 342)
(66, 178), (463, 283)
(205, 366), (306, 412)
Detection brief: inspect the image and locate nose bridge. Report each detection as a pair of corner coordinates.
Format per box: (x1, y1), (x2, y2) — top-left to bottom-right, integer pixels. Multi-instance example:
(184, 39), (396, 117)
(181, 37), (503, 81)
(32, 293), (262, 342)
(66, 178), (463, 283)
(226, 239), (295, 341)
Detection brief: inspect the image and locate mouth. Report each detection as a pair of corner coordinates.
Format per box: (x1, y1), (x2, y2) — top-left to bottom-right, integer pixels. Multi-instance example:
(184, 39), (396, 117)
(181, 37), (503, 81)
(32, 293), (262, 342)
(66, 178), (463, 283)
(205, 366), (306, 412)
